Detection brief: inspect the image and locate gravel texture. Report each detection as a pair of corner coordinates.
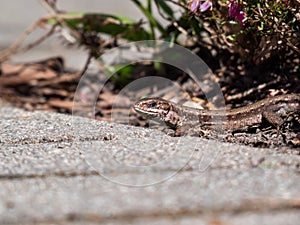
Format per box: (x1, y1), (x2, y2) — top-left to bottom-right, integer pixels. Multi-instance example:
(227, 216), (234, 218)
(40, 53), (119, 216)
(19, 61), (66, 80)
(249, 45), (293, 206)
(0, 107), (299, 224)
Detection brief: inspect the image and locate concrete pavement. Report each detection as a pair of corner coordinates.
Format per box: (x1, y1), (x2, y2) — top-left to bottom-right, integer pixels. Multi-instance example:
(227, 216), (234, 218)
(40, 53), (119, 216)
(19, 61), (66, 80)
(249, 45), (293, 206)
(0, 106), (299, 224)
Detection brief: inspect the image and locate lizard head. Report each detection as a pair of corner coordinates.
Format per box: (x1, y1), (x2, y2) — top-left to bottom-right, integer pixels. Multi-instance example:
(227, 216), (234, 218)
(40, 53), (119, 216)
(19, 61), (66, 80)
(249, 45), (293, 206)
(133, 97), (180, 129)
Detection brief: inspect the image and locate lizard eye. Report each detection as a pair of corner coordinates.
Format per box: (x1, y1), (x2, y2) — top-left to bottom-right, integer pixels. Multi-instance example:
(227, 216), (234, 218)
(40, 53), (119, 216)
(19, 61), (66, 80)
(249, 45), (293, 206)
(150, 102), (157, 108)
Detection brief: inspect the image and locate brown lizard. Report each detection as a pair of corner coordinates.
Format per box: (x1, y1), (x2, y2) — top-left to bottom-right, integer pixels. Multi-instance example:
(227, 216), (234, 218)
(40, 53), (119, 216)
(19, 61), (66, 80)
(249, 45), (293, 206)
(134, 94), (300, 136)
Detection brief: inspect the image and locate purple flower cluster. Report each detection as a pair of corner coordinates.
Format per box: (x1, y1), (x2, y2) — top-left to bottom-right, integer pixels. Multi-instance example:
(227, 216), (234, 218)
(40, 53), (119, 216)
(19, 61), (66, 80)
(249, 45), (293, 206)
(228, 0), (246, 26)
(188, 0), (246, 26)
(189, 0), (213, 15)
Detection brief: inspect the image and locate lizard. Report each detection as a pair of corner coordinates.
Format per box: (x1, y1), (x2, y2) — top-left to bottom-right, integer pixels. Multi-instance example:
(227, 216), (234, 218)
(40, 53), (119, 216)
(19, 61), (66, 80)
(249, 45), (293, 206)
(133, 94), (300, 136)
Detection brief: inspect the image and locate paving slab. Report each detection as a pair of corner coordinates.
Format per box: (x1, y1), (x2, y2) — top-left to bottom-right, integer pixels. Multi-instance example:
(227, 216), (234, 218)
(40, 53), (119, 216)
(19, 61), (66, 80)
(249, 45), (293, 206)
(0, 106), (299, 225)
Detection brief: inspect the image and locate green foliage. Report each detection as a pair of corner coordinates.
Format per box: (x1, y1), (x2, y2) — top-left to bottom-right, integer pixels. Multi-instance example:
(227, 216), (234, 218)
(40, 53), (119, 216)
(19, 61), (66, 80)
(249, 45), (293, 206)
(47, 12), (151, 41)
(45, 0), (300, 82)
(107, 64), (135, 87)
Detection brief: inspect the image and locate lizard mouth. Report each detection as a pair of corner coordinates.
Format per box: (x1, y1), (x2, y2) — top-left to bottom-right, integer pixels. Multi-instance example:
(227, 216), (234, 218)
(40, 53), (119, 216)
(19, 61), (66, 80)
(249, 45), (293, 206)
(133, 105), (159, 119)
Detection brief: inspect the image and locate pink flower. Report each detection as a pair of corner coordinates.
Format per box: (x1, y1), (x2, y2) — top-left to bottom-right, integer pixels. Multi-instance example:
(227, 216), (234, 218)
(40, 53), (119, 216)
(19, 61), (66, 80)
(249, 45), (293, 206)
(229, 0), (246, 26)
(189, 0), (212, 15)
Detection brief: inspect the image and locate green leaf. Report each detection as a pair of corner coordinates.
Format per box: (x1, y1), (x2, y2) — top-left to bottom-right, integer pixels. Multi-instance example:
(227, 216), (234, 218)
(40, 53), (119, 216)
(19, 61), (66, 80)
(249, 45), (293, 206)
(131, 0), (165, 37)
(154, 0), (174, 19)
(108, 64), (135, 86)
(46, 12), (151, 41)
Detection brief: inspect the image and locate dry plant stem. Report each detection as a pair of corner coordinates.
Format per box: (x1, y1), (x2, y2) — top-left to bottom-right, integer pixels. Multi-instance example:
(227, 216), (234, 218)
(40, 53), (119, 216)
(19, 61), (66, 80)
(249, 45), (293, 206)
(21, 25), (57, 53)
(80, 53), (93, 77)
(172, 21), (189, 36)
(287, 40), (300, 54)
(226, 77), (282, 101)
(165, 0), (188, 10)
(155, 4), (190, 37)
(0, 14), (82, 62)
(0, 0), (68, 62)
(39, 0), (82, 41)
(0, 20), (49, 62)
(39, 0), (58, 14)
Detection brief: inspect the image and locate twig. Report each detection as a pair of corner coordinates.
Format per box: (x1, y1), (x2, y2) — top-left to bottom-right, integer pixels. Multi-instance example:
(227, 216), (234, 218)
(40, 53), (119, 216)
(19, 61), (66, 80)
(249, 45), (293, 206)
(286, 40), (300, 54)
(0, 20), (47, 62)
(0, 11), (83, 63)
(80, 52), (93, 77)
(0, 0), (62, 62)
(226, 77), (282, 101)
(20, 25), (57, 54)
(165, 0), (189, 10)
